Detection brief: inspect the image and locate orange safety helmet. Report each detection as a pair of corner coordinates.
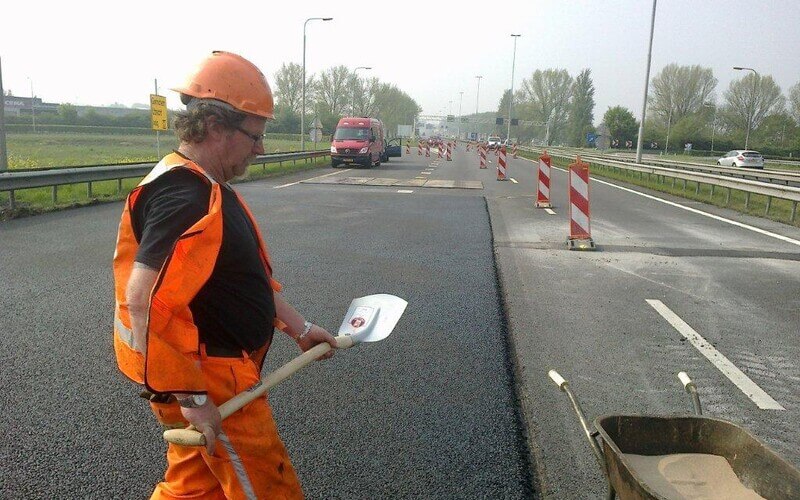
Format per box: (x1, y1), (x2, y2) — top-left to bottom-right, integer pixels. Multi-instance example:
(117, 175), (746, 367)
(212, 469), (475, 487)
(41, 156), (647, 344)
(172, 51), (274, 119)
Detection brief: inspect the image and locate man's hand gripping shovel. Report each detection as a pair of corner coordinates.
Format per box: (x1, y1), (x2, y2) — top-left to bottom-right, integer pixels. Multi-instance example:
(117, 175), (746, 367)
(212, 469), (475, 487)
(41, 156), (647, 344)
(162, 294), (408, 447)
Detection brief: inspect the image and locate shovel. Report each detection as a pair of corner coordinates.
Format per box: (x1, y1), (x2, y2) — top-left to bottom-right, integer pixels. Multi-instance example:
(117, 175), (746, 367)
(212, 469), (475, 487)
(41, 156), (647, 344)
(162, 293), (408, 447)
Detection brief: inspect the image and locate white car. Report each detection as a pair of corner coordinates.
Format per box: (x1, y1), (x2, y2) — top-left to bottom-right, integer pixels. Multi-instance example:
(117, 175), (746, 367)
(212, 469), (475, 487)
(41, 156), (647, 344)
(717, 150), (764, 169)
(487, 136), (502, 150)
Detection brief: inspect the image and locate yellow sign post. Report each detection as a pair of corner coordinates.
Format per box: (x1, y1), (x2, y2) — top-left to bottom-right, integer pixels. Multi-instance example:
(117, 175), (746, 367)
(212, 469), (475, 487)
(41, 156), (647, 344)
(150, 94), (168, 131)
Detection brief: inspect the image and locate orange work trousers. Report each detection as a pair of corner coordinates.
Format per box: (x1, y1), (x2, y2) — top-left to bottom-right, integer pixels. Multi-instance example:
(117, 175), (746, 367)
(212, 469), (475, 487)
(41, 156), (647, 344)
(148, 351), (303, 500)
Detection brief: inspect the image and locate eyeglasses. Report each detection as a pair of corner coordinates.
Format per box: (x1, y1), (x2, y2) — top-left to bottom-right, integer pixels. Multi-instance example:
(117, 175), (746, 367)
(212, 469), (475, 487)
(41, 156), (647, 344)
(234, 126), (265, 145)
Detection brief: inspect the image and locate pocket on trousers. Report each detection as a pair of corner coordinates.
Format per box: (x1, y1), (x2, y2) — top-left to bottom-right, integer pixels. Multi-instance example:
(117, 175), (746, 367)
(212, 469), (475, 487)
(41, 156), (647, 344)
(148, 400), (187, 430)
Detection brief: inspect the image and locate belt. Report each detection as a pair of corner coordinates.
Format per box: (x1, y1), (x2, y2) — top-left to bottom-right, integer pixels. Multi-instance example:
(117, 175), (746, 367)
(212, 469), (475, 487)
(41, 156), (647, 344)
(204, 344), (250, 358)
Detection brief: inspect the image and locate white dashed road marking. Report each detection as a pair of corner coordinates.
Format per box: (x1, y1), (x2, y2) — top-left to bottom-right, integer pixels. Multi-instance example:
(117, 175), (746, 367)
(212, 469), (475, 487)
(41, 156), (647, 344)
(646, 299), (785, 410)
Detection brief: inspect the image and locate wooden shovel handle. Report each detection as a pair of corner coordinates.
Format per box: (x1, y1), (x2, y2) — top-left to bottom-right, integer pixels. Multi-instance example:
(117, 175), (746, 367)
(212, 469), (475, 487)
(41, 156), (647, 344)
(163, 335), (354, 447)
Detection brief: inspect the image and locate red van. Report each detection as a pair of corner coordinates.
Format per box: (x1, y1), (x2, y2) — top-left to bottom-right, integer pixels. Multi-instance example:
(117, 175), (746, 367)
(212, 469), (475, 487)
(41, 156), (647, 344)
(330, 117), (386, 168)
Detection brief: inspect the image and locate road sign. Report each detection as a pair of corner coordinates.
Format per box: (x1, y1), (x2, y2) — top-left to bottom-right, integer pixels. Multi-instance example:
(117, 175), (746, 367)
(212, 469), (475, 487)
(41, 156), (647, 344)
(586, 133), (597, 144)
(150, 94), (168, 131)
(446, 115), (455, 122)
(496, 117), (504, 125)
(510, 118), (519, 126)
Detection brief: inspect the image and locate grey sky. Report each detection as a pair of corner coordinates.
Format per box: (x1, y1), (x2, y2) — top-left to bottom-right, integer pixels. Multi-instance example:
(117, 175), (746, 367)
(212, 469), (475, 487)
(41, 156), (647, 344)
(2, 0), (798, 125)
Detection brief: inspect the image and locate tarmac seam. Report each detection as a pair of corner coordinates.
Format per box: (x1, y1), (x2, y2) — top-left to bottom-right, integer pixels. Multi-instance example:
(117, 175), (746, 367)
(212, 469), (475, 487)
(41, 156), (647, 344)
(484, 195), (542, 499)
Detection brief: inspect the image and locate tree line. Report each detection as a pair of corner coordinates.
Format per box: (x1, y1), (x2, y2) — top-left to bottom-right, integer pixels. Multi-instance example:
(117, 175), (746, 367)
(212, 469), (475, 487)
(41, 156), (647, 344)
(504, 65), (800, 156)
(269, 63), (421, 138)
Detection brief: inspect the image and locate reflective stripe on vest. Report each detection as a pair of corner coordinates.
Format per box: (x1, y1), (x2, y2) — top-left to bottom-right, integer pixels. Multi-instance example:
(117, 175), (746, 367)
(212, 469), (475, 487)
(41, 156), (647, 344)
(114, 311), (145, 354)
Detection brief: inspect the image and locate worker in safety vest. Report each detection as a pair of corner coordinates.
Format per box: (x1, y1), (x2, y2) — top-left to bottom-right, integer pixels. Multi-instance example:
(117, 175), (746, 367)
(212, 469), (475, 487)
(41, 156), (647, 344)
(112, 51), (336, 499)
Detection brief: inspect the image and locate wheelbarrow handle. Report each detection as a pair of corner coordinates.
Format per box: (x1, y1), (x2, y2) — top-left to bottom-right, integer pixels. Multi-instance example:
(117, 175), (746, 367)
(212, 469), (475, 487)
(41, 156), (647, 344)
(678, 371), (694, 390)
(548, 370), (567, 389)
(677, 371), (703, 416)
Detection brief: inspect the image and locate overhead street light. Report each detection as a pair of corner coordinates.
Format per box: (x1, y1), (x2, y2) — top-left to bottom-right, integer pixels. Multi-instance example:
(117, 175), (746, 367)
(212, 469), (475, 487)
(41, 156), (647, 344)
(508, 34), (521, 142)
(703, 102), (717, 153)
(458, 91), (464, 138)
(352, 66), (372, 116)
(301, 16), (333, 152)
(0, 56), (8, 172)
(734, 66), (758, 149)
(475, 75), (482, 139)
(635, 0), (657, 163)
(28, 77), (36, 133)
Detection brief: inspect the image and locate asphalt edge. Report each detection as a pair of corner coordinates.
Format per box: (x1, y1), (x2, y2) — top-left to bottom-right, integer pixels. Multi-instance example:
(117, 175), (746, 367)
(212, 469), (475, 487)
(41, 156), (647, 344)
(483, 195), (541, 499)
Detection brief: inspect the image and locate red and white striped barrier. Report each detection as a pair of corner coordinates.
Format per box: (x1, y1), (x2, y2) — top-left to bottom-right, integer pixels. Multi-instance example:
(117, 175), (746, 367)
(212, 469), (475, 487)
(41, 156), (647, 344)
(535, 151), (552, 208)
(418, 143), (423, 156)
(497, 146), (507, 181)
(446, 142), (452, 161)
(437, 144), (443, 158)
(512, 143), (518, 158)
(567, 156), (595, 250)
(479, 145), (487, 169)
(405, 142), (410, 155)
(466, 142), (471, 152)
(425, 144), (430, 157)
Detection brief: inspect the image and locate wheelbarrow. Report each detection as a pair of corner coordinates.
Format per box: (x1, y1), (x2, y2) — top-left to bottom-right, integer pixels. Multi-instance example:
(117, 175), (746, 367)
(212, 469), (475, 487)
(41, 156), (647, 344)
(548, 370), (800, 499)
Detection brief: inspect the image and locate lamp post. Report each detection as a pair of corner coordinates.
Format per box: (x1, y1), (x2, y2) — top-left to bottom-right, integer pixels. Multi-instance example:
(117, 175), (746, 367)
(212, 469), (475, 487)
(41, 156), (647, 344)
(507, 34), (521, 141)
(635, 0), (657, 163)
(301, 16), (332, 152)
(733, 66), (758, 149)
(703, 102), (717, 153)
(664, 106), (673, 155)
(458, 91), (464, 139)
(475, 75), (482, 139)
(351, 66), (371, 116)
(0, 57), (8, 172)
(28, 77), (36, 133)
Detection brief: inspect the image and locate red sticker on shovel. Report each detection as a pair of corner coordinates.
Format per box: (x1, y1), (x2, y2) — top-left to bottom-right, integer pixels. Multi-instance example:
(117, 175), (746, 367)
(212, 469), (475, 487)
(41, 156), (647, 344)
(350, 317), (366, 328)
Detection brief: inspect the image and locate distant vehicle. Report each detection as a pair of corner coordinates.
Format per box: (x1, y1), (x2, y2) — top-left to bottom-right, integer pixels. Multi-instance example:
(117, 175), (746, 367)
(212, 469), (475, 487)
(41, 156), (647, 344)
(716, 150), (764, 169)
(487, 136), (502, 150)
(330, 117), (386, 168)
(427, 136), (443, 147)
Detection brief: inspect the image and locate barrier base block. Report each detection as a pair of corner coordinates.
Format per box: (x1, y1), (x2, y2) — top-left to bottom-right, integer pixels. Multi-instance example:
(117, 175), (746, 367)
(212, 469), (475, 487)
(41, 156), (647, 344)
(535, 201), (552, 208)
(567, 237), (596, 251)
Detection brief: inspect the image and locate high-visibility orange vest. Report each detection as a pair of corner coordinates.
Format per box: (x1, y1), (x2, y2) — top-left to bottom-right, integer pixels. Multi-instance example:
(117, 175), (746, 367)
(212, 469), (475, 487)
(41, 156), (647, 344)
(113, 153), (283, 394)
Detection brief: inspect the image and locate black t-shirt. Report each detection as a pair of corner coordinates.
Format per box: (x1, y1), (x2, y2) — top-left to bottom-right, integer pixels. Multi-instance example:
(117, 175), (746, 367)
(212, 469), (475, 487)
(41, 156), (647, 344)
(130, 167), (276, 352)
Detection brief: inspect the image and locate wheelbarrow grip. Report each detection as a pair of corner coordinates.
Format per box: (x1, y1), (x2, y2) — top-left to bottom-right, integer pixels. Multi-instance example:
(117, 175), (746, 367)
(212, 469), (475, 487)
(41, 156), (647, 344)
(678, 371), (694, 390)
(548, 370), (567, 389)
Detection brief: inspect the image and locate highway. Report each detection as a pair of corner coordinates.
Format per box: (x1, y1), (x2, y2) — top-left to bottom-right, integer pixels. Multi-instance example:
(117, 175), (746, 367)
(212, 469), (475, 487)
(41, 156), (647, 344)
(1, 144), (798, 498)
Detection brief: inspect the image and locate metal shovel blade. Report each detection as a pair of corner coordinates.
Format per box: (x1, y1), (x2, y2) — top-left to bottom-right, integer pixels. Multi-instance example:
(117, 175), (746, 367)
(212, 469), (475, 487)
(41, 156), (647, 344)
(337, 294), (408, 343)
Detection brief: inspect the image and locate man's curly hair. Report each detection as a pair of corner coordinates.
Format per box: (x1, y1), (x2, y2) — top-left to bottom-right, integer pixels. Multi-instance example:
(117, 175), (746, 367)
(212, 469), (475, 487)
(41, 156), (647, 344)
(173, 97), (247, 143)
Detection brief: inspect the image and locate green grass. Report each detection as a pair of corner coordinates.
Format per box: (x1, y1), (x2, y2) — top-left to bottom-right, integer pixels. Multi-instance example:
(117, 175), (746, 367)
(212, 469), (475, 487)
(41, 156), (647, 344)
(3, 132), (329, 169)
(0, 132), (332, 219)
(519, 152), (800, 228)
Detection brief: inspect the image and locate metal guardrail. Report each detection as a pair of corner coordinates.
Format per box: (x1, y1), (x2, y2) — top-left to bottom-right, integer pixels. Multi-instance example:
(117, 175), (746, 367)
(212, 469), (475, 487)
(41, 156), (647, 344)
(600, 153), (800, 185)
(521, 146), (800, 222)
(0, 151), (330, 210)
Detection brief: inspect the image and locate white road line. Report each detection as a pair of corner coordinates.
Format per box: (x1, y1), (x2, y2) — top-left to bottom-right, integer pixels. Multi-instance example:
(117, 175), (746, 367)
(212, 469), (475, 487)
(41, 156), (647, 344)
(397, 190), (414, 193)
(646, 299), (785, 410)
(510, 178), (518, 184)
(420, 172), (432, 175)
(544, 208), (556, 215)
(274, 169), (352, 189)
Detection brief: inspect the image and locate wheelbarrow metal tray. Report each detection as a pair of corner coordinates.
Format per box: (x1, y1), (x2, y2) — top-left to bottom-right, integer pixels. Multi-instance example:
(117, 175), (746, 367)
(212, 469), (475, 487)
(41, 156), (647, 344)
(595, 414), (800, 500)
